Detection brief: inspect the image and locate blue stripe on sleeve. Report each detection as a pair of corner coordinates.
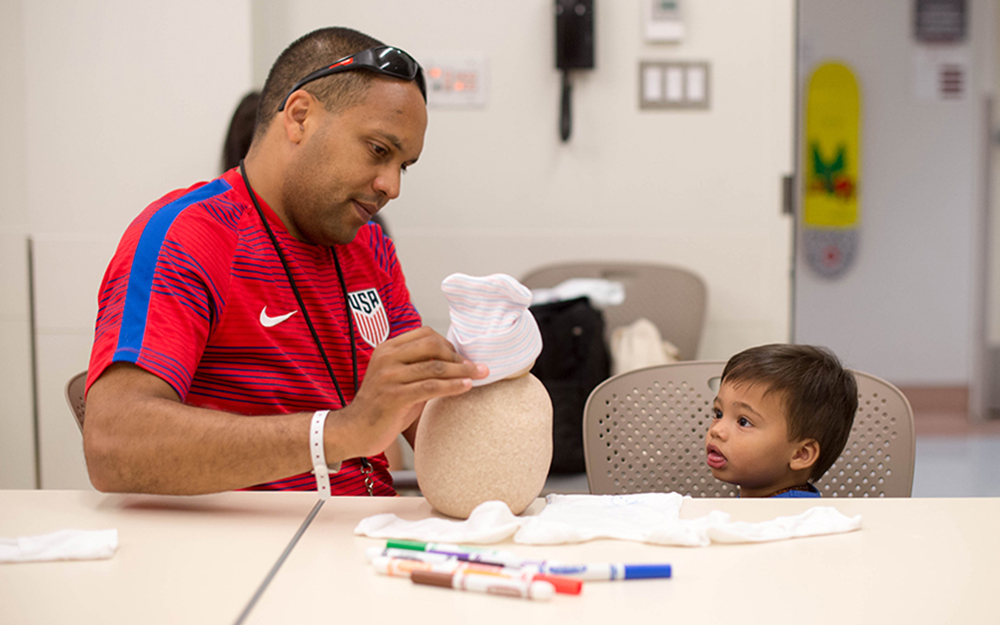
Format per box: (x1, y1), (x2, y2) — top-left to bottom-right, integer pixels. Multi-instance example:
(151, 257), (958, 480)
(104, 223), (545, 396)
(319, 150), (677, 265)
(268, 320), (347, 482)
(114, 179), (232, 362)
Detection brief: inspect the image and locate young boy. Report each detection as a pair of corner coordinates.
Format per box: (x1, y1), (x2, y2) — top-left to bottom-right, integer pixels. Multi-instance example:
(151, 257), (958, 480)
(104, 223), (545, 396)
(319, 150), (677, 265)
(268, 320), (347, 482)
(705, 344), (858, 498)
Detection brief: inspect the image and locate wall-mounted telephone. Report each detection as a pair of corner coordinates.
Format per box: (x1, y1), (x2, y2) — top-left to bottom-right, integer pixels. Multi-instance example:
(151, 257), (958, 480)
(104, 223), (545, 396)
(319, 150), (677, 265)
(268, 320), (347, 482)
(555, 0), (595, 141)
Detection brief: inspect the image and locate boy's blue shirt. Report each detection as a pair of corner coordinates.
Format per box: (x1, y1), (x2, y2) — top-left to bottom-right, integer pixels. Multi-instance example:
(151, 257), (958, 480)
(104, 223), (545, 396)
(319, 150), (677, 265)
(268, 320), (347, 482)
(770, 483), (821, 498)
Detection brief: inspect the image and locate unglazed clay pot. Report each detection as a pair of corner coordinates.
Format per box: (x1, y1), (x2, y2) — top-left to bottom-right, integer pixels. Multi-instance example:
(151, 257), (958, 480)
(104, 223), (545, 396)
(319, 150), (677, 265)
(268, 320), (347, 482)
(414, 373), (553, 519)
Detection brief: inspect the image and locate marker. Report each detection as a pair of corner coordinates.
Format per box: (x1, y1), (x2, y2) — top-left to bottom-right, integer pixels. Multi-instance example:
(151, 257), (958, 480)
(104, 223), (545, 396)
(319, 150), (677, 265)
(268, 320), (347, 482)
(387, 539), (493, 553)
(385, 540), (546, 569)
(366, 546), (454, 563)
(380, 541), (670, 582)
(539, 563), (672, 581)
(411, 569), (555, 601)
(372, 556), (583, 595)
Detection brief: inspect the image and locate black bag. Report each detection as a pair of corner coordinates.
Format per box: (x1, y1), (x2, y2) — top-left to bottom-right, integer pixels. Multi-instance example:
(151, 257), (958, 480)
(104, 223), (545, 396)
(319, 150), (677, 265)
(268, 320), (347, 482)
(530, 297), (610, 474)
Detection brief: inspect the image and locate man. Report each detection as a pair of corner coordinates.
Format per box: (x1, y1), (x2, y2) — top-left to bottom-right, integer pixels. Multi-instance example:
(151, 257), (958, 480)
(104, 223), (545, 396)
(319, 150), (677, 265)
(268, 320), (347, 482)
(84, 27), (487, 495)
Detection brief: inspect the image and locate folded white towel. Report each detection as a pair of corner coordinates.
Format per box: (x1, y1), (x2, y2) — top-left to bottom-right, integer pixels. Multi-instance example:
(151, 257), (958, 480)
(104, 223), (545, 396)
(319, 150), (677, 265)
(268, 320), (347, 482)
(0, 529), (119, 563)
(354, 500), (523, 544)
(354, 493), (862, 547)
(706, 506), (863, 543)
(530, 278), (626, 309)
(514, 493), (687, 544)
(442, 273), (543, 387)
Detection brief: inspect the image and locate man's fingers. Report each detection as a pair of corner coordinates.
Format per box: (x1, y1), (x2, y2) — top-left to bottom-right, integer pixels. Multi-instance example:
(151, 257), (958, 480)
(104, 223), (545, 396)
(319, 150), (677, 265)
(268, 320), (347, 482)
(399, 376), (475, 405)
(410, 359), (487, 381)
(372, 327), (489, 381)
(379, 326), (463, 365)
(371, 358), (486, 387)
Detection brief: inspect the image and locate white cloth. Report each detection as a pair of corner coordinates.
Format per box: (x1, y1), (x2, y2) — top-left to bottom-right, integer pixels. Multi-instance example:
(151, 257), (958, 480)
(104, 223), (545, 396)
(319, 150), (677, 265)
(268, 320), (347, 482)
(706, 506), (862, 543)
(355, 500), (523, 544)
(442, 273), (543, 387)
(0, 529), (119, 563)
(530, 278), (625, 309)
(354, 493), (862, 547)
(609, 318), (681, 376)
(518, 493), (729, 546)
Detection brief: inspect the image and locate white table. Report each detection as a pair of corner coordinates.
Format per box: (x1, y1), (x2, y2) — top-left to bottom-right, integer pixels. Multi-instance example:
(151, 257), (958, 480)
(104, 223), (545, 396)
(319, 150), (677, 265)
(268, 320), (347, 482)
(2, 491), (997, 624)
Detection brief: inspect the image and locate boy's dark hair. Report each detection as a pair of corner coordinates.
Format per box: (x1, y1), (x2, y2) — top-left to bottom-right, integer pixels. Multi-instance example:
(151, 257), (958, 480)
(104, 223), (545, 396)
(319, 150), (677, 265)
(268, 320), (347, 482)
(721, 344), (858, 481)
(254, 27), (384, 141)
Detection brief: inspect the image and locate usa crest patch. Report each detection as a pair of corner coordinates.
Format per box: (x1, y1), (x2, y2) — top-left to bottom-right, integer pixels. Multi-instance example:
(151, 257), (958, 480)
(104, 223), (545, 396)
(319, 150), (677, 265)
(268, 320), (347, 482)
(347, 288), (389, 348)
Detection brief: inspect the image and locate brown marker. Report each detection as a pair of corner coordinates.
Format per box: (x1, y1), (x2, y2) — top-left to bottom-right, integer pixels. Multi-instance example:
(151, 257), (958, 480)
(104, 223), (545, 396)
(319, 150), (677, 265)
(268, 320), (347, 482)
(411, 569), (556, 600)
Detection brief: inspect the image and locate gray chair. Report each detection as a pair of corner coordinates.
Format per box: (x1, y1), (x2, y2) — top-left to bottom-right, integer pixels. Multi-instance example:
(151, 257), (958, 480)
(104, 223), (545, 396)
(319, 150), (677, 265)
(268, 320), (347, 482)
(520, 261), (707, 361)
(583, 361), (916, 497)
(66, 370), (88, 433)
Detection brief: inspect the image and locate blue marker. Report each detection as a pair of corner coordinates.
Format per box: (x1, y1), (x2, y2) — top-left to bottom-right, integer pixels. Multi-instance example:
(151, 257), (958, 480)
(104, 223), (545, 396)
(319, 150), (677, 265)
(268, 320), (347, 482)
(381, 540), (671, 582)
(540, 563), (672, 581)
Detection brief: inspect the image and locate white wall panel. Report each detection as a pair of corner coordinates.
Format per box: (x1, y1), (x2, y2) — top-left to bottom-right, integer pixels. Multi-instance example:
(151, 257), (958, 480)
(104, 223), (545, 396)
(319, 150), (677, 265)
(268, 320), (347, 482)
(271, 0), (796, 359)
(0, 0), (35, 489)
(20, 0), (254, 489)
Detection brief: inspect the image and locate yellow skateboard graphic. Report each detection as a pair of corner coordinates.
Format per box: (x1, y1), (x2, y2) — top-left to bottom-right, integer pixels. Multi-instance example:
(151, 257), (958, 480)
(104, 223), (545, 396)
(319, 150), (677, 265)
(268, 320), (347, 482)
(802, 62), (860, 277)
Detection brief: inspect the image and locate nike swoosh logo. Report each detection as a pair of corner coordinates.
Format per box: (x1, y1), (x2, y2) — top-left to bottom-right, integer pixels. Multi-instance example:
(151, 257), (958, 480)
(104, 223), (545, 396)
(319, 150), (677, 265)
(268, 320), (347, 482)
(259, 307), (298, 328)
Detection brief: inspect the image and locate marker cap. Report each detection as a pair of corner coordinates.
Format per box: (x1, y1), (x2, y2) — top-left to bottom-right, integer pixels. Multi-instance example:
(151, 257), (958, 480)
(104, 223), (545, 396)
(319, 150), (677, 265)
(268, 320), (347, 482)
(411, 570), (453, 588)
(386, 539), (425, 552)
(527, 580), (556, 600)
(624, 564), (672, 579)
(534, 573), (583, 595)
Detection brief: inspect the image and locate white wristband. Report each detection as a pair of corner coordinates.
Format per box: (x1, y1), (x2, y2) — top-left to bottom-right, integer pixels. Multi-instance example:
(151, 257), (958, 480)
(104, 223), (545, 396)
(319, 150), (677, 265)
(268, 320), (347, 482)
(310, 410), (341, 499)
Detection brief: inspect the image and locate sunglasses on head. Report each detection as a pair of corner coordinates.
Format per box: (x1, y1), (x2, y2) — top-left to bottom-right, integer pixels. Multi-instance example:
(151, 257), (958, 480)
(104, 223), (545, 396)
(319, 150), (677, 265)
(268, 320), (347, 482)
(277, 45), (427, 111)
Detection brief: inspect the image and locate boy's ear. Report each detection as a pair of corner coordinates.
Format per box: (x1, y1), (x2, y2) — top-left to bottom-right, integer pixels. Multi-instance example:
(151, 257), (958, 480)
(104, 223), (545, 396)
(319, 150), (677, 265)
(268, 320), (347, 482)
(789, 439), (820, 472)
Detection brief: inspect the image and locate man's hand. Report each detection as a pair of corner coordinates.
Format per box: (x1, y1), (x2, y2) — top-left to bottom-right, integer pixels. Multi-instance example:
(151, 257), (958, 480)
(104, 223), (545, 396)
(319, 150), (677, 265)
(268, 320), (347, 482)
(81, 328), (486, 495)
(326, 326), (488, 463)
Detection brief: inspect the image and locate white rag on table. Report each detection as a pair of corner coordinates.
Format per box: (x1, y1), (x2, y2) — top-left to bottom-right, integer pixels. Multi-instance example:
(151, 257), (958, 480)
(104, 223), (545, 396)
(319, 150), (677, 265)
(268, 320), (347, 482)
(0, 529), (119, 563)
(354, 493), (862, 547)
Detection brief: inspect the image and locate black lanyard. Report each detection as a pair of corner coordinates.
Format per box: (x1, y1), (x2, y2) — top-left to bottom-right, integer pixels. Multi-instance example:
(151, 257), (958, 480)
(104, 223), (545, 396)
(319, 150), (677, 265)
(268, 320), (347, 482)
(238, 160), (374, 487)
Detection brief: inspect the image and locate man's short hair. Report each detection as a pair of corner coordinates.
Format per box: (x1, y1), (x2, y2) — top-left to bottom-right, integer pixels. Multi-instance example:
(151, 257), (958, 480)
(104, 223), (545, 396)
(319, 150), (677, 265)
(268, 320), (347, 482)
(721, 344), (858, 481)
(254, 27), (385, 140)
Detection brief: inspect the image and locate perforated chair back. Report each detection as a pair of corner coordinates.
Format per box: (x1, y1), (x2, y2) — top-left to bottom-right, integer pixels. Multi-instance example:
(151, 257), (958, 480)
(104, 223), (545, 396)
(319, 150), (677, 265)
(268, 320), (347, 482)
(583, 361), (916, 497)
(520, 262), (707, 361)
(66, 370), (88, 433)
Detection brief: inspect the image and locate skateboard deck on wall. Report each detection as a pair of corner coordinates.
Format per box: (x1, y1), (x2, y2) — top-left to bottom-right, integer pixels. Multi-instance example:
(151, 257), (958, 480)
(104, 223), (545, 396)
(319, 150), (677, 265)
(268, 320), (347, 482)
(803, 61), (861, 278)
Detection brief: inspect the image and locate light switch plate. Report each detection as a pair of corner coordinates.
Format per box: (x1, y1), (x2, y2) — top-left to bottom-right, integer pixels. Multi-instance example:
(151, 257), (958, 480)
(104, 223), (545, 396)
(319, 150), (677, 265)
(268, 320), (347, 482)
(639, 60), (710, 110)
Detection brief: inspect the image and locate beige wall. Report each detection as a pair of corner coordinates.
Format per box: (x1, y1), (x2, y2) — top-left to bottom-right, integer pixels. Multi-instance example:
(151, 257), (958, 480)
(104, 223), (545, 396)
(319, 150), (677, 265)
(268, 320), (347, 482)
(1, 0), (796, 488)
(0, 0), (34, 488)
(264, 0), (796, 357)
(0, 0), (253, 489)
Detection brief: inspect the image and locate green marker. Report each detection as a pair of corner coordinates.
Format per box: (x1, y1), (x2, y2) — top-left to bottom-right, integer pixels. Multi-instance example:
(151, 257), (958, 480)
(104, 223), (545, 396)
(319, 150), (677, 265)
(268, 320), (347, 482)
(385, 540), (493, 554)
